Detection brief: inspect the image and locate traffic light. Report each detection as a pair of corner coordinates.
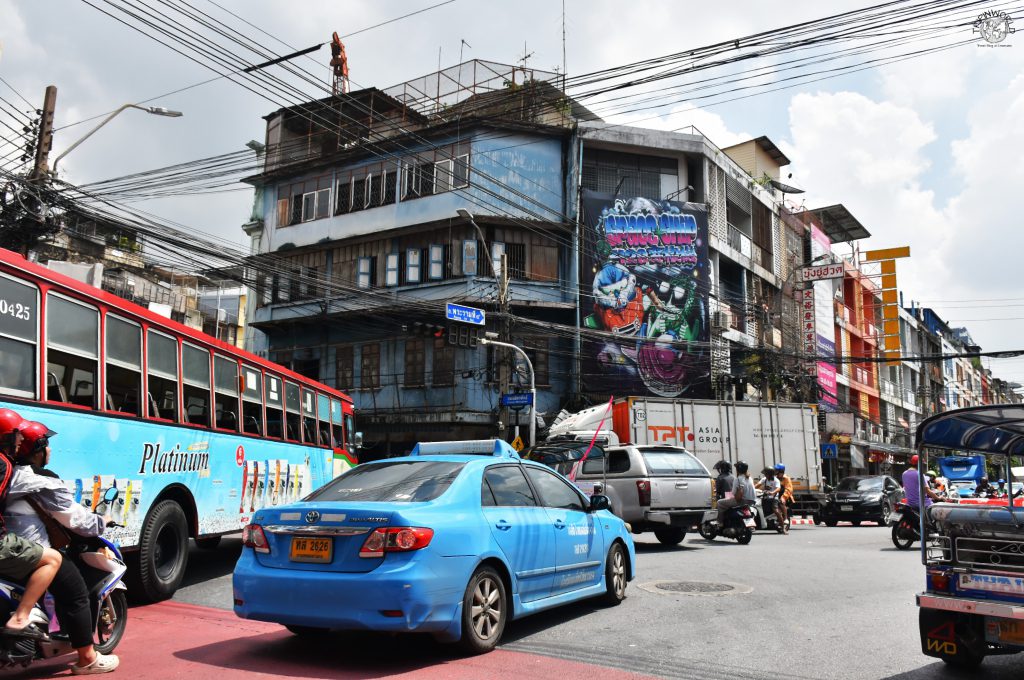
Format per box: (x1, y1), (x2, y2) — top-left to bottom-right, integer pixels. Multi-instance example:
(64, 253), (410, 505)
(404, 322), (446, 339)
(446, 322), (483, 348)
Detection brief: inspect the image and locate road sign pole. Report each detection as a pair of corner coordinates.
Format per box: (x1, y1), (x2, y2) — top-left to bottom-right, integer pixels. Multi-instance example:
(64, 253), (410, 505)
(481, 338), (535, 447)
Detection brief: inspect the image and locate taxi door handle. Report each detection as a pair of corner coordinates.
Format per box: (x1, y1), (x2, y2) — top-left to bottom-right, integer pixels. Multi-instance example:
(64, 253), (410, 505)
(495, 520), (512, 531)
(553, 519), (566, 530)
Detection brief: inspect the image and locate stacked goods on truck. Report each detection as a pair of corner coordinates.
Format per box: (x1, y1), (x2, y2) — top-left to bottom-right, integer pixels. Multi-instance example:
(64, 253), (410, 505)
(548, 397), (825, 512)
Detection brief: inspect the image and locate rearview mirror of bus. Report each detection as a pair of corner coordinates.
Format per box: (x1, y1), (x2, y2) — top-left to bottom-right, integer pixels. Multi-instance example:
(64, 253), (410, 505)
(354, 432), (364, 449)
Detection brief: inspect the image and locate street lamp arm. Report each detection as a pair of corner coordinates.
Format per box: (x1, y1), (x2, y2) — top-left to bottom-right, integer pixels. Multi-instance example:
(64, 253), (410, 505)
(480, 337), (537, 448)
(51, 104), (183, 175)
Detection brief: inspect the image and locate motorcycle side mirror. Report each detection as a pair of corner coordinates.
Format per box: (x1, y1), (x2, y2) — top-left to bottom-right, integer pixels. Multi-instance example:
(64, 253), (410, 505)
(103, 487), (118, 504)
(589, 494), (611, 512)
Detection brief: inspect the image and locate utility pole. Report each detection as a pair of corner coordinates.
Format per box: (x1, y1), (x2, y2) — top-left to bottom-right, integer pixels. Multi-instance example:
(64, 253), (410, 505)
(30, 86), (57, 182)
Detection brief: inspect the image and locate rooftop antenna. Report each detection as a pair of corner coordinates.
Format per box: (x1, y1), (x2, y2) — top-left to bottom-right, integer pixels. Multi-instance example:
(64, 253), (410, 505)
(518, 41), (534, 83)
(561, 0), (567, 86)
(330, 32), (349, 94)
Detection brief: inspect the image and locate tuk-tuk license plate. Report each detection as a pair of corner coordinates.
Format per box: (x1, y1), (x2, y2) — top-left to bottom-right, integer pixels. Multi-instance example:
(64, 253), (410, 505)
(743, 518), (756, 528)
(990, 620), (1024, 645)
(890, 513), (902, 523)
(290, 536), (333, 563)
(841, 505), (853, 512)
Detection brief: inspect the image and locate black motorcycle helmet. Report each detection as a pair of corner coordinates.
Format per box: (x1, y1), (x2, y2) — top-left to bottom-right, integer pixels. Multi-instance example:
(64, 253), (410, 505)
(735, 460), (749, 475)
(713, 460), (732, 475)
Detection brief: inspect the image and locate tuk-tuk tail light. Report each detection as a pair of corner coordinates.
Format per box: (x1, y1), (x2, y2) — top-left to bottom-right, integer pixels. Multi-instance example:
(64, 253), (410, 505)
(927, 569), (951, 593)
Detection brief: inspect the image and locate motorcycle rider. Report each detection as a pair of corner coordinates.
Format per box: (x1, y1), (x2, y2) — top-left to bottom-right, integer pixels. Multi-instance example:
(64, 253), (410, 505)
(5, 422), (119, 674)
(903, 454), (941, 510)
(718, 461), (756, 523)
(756, 467), (786, 532)
(0, 409), (62, 638)
(974, 477), (994, 498)
(713, 460), (734, 503)
(775, 463), (794, 524)
(995, 479), (1008, 497)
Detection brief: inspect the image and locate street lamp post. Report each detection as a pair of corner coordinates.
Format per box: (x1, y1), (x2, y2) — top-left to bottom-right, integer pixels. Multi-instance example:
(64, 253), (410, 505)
(51, 104), (183, 175)
(480, 333), (536, 447)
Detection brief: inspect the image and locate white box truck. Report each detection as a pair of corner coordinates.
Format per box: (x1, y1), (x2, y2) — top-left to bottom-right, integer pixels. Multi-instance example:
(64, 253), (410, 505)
(547, 397), (825, 513)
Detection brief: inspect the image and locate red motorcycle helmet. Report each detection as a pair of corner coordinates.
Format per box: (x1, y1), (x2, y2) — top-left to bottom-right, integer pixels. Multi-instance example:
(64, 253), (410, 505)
(910, 454), (919, 466)
(0, 408), (27, 455)
(16, 421), (56, 460)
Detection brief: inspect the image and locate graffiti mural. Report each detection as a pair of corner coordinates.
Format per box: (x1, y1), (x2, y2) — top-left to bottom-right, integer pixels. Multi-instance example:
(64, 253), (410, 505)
(582, 190), (710, 398)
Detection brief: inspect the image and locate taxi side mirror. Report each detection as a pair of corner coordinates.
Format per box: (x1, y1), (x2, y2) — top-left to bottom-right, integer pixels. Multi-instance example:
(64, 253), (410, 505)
(589, 494), (611, 512)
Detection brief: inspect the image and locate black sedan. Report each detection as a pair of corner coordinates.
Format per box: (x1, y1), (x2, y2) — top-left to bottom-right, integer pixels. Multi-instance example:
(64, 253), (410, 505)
(816, 475), (904, 526)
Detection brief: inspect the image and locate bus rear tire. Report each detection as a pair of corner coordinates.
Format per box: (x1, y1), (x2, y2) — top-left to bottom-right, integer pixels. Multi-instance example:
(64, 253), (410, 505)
(136, 500), (190, 602)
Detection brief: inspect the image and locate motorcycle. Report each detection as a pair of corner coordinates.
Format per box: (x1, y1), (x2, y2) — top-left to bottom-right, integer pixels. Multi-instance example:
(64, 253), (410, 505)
(755, 494), (790, 534)
(700, 505), (755, 544)
(0, 506), (128, 668)
(891, 501), (922, 550)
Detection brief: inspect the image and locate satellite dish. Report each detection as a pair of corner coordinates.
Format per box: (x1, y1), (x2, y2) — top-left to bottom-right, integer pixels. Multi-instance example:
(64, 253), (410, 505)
(769, 179), (805, 195)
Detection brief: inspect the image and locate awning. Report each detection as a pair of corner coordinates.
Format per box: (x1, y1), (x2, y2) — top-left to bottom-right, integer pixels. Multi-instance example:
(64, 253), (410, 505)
(916, 405), (1024, 455)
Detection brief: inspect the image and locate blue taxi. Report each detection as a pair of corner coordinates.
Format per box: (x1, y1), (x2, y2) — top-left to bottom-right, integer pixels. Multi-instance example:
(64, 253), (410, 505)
(233, 439), (636, 653)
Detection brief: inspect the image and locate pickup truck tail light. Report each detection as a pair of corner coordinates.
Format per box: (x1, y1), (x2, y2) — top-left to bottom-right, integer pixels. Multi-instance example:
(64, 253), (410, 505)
(636, 480), (651, 507)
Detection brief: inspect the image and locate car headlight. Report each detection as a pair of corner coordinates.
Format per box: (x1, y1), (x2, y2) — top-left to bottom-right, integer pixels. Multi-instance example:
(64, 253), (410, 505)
(865, 493), (883, 502)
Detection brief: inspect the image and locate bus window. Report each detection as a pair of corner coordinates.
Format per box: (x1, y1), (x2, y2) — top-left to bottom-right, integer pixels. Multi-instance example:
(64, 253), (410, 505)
(317, 394), (331, 448)
(265, 375), (283, 438)
(345, 413), (354, 449)
(147, 330), (178, 421)
(46, 294), (98, 408)
(0, 275), (38, 398)
(241, 365), (263, 435)
(182, 343), (211, 427)
(105, 315), (142, 415)
(330, 399), (344, 450)
(214, 356), (239, 431)
(285, 382), (301, 442)
(301, 389), (317, 445)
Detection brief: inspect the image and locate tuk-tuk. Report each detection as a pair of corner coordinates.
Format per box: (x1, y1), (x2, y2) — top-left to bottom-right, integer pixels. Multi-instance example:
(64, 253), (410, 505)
(915, 405), (1024, 668)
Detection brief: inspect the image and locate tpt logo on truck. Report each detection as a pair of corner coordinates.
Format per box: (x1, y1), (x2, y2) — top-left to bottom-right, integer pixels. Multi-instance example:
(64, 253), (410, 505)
(647, 425), (729, 445)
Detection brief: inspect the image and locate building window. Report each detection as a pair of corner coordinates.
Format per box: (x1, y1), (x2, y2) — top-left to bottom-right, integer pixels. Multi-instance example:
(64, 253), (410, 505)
(314, 188), (330, 220)
(352, 177), (367, 212)
(302, 266), (320, 299)
(402, 162), (420, 198)
(432, 337), (454, 386)
(368, 173), (383, 206)
(405, 338), (424, 386)
(335, 180), (351, 214)
(385, 253), (400, 287)
(406, 248), (421, 284)
(454, 154), (470, 188)
(382, 170), (396, 204)
(276, 198), (289, 227)
(335, 345), (353, 390)
(360, 343), (380, 389)
(525, 337), (550, 386)
(357, 256), (375, 289)
(491, 242), (505, 280)
(463, 239), (478, 276)
(429, 244), (444, 280)
(506, 243), (526, 280)
(290, 194), (303, 225)
(434, 159), (453, 194)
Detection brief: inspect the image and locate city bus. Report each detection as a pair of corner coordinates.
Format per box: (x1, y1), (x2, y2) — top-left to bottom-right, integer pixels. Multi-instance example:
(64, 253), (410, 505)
(0, 247), (357, 601)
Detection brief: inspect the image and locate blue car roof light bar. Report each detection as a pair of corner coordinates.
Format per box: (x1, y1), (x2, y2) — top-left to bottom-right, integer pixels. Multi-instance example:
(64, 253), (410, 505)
(410, 439), (521, 458)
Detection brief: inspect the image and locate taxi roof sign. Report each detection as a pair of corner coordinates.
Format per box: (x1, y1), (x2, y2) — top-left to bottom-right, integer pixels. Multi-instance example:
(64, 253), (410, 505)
(410, 439), (520, 458)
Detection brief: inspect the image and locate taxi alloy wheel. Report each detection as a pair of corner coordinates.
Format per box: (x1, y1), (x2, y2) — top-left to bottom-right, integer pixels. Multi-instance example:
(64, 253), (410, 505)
(602, 543), (627, 605)
(458, 566), (507, 654)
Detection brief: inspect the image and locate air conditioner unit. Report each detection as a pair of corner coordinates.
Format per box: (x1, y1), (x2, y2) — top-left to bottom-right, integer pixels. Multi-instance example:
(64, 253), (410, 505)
(712, 310), (733, 330)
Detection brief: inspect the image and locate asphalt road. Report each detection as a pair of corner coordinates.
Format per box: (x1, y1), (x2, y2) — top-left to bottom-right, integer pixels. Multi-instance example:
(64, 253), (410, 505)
(171, 526), (1022, 680)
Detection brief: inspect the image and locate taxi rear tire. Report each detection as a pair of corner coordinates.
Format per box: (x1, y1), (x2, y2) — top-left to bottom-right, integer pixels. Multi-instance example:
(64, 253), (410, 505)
(457, 566), (507, 655)
(601, 542), (628, 606)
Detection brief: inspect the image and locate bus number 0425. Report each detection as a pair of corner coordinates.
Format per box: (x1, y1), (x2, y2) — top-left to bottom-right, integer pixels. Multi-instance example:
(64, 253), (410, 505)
(0, 299), (30, 321)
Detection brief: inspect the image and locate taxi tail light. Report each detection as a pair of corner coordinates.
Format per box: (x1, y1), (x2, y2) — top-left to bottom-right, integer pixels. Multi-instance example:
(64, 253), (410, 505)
(242, 524), (270, 554)
(359, 527), (434, 558)
(636, 480), (651, 507)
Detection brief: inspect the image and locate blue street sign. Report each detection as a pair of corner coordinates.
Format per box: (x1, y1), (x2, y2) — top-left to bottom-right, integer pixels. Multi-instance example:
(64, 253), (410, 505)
(446, 302), (486, 326)
(500, 392), (534, 407)
(821, 443), (838, 460)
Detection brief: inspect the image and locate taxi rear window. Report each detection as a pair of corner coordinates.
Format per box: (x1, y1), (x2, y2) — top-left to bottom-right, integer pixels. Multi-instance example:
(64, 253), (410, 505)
(306, 461), (465, 503)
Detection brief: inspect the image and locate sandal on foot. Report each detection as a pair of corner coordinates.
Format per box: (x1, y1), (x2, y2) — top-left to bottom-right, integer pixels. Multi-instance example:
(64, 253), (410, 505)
(71, 653), (120, 675)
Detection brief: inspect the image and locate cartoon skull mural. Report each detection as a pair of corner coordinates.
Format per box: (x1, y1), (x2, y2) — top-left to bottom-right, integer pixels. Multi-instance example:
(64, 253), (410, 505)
(583, 192), (710, 398)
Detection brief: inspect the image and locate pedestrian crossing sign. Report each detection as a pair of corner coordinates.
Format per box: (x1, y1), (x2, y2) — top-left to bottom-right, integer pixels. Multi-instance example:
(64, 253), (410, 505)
(511, 436), (524, 452)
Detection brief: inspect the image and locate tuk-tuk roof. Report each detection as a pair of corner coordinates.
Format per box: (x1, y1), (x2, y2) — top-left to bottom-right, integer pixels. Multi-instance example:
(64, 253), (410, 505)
(916, 405), (1024, 456)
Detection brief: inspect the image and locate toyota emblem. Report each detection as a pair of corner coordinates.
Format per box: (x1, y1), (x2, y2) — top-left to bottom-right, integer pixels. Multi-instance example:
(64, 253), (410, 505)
(304, 510), (321, 524)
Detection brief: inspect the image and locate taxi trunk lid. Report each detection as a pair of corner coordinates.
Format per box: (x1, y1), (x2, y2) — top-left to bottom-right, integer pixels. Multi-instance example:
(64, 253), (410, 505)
(255, 504), (395, 573)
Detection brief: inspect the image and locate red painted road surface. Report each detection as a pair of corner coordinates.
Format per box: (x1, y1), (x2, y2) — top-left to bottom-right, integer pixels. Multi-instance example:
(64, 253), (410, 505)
(5, 601), (657, 680)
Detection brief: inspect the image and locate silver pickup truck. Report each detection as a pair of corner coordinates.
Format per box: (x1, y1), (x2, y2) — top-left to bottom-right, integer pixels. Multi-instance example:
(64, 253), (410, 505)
(527, 443), (714, 545)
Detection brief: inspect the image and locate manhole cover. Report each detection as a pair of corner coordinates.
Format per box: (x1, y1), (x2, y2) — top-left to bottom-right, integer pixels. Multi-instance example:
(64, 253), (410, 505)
(656, 581), (734, 593)
(639, 580), (752, 596)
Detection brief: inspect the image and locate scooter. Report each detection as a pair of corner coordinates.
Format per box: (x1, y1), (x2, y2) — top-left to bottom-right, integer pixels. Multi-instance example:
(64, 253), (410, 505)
(0, 500), (128, 668)
(754, 494), (791, 534)
(700, 505), (755, 544)
(891, 500), (922, 550)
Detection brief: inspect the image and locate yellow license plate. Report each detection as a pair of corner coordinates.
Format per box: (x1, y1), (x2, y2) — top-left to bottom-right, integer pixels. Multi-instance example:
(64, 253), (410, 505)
(289, 536), (333, 563)
(994, 620), (1024, 645)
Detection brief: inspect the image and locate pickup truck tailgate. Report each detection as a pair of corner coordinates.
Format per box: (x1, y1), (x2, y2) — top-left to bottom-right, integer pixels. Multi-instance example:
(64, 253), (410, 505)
(641, 448), (712, 509)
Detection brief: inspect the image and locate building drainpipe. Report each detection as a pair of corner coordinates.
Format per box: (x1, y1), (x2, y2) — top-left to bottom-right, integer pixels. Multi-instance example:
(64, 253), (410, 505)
(572, 130), (584, 400)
